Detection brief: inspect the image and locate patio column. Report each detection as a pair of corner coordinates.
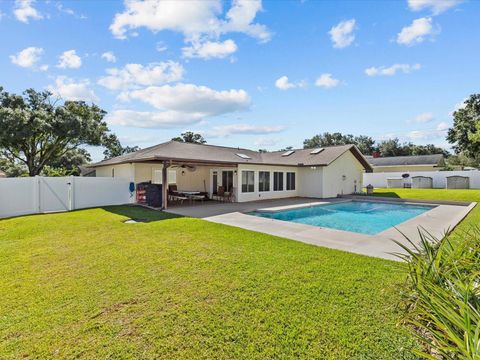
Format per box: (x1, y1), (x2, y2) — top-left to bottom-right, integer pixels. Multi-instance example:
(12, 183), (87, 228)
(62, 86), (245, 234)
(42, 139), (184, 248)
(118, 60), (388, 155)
(162, 160), (170, 210)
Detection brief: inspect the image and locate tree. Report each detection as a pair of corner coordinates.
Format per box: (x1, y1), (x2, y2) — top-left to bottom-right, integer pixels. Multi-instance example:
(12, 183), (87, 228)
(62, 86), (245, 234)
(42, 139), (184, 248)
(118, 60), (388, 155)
(447, 94), (480, 158)
(103, 134), (140, 159)
(303, 132), (375, 155)
(49, 148), (91, 175)
(172, 131), (206, 144)
(0, 87), (116, 176)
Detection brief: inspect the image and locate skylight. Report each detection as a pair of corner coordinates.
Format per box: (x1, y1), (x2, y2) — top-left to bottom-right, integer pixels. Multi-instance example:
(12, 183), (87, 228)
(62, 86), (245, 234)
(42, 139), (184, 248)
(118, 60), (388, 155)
(236, 153), (251, 160)
(310, 148), (324, 155)
(282, 150), (295, 157)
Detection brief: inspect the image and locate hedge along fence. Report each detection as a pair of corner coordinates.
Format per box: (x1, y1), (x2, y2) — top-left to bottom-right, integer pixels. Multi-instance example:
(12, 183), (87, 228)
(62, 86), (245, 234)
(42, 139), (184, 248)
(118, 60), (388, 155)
(0, 176), (134, 219)
(364, 170), (480, 189)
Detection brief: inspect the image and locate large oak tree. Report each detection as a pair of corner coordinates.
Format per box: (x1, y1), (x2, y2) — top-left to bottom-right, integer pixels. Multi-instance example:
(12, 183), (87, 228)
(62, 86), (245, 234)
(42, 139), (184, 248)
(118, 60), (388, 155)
(0, 87), (116, 176)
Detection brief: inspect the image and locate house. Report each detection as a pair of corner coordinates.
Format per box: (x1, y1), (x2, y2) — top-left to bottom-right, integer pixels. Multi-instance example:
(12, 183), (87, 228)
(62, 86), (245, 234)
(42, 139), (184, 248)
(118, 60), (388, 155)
(0, 170), (6, 178)
(90, 141), (372, 208)
(366, 154), (445, 173)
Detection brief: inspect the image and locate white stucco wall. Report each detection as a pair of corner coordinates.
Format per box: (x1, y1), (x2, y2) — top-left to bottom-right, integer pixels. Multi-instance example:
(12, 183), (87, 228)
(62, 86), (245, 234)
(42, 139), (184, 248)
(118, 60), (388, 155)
(298, 167), (324, 198)
(176, 166), (210, 192)
(95, 163), (134, 181)
(322, 151), (364, 198)
(236, 164), (298, 202)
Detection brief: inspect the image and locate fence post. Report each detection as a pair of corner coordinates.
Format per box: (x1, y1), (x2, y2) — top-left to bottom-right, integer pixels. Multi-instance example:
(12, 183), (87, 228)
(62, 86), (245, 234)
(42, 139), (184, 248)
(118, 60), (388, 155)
(33, 176), (41, 213)
(69, 175), (75, 211)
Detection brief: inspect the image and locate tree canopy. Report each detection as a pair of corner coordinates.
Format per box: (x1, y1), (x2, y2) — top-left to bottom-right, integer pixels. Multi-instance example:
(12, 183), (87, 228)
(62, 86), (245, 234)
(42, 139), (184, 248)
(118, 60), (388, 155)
(172, 131), (206, 144)
(447, 94), (480, 159)
(304, 132), (448, 157)
(0, 87), (118, 176)
(303, 132), (376, 155)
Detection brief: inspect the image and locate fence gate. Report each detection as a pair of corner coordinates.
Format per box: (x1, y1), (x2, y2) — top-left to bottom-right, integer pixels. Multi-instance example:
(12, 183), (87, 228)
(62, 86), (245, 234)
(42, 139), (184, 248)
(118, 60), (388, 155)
(38, 177), (72, 213)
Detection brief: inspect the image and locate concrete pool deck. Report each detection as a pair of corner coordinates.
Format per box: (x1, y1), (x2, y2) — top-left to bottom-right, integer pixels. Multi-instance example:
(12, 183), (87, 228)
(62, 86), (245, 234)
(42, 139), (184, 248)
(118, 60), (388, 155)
(167, 197), (476, 261)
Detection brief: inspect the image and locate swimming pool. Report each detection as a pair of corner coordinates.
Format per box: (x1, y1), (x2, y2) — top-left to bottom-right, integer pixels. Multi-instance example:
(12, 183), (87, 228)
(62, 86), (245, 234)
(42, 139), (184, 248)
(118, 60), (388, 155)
(251, 201), (434, 235)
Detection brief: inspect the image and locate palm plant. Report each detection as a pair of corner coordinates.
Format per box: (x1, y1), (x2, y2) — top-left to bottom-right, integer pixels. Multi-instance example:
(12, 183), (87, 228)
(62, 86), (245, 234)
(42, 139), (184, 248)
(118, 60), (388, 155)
(394, 227), (480, 359)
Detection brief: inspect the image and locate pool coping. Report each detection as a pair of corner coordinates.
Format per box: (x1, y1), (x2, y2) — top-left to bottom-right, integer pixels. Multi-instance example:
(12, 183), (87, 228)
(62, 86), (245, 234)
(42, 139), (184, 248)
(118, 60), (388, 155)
(204, 197), (476, 261)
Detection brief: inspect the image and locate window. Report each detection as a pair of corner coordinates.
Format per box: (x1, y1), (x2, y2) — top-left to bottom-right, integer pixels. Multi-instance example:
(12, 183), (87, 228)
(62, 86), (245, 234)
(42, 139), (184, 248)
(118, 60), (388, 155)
(281, 150), (295, 157)
(236, 153), (251, 160)
(273, 172), (284, 191)
(258, 171), (270, 192)
(310, 148), (324, 155)
(241, 171), (254, 193)
(222, 171), (234, 192)
(111, 168), (115, 177)
(286, 172), (296, 190)
(153, 169), (177, 184)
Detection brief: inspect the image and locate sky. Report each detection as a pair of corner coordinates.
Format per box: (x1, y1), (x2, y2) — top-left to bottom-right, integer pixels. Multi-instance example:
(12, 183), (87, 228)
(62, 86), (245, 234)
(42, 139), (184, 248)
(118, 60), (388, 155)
(1, 0), (479, 161)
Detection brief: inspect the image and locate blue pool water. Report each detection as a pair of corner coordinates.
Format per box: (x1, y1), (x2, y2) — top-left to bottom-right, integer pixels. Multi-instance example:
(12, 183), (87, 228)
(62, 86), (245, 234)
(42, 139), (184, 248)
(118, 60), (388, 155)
(252, 201), (434, 235)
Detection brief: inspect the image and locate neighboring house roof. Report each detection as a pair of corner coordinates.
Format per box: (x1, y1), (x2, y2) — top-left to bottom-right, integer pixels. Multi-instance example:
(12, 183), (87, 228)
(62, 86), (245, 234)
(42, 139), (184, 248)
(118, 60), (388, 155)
(90, 141), (373, 171)
(78, 166), (96, 177)
(366, 154), (445, 167)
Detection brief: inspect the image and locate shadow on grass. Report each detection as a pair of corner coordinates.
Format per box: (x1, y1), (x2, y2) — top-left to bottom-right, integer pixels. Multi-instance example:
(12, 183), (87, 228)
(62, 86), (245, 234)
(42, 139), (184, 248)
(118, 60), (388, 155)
(101, 205), (182, 223)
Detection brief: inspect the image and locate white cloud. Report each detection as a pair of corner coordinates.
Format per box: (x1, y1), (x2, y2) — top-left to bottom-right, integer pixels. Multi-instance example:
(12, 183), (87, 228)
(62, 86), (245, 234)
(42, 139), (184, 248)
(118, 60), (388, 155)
(254, 136), (281, 146)
(407, 0), (463, 15)
(406, 122), (450, 140)
(208, 123), (286, 137)
(182, 39), (237, 59)
(413, 112), (434, 123)
(397, 17), (438, 46)
(156, 41), (168, 52)
(105, 110), (203, 128)
(13, 0), (43, 23)
(275, 76), (305, 90)
(365, 63), (421, 76)
(48, 76), (98, 102)
(315, 73), (340, 88)
(450, 97), (467, 115)
(57, 50), (82, 69)
(120, 83), (250, 117)
(328, 19), (356, 48)
(436, 121), (449, 131)
(98, 61), (184, 90)
(101, 51), (117, 63)
(110, 0), (271, 41)
(107, 83), (251, 129)
(10, 47), (43, 68)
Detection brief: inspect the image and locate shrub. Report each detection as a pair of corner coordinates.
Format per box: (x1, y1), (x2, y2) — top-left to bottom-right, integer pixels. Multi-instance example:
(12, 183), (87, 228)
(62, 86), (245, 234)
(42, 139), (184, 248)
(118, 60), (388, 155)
(395, 228), (480, 359)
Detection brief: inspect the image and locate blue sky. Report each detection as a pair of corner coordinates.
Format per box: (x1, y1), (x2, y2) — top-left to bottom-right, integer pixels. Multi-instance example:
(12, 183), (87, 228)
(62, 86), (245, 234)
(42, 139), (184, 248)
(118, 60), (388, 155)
(1, 0), (479, 161)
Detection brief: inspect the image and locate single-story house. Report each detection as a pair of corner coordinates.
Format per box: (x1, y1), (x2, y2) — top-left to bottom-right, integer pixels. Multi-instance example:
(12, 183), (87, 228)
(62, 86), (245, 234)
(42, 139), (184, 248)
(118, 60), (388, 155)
(365, 154), (445, 173)
(90, 141), (372, 208)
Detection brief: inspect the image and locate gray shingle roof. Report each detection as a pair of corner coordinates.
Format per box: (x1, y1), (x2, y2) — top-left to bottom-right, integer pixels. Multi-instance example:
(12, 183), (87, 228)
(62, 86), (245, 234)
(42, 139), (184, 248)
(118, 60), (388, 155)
(366, 154), (444, 167)
(91, 141), (372, 171)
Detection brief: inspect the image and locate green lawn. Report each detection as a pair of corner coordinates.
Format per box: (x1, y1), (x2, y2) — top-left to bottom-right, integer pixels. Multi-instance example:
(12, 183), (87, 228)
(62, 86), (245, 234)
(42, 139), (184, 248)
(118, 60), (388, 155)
(0, 206), (418, 359)
(372, 188), (479, 233)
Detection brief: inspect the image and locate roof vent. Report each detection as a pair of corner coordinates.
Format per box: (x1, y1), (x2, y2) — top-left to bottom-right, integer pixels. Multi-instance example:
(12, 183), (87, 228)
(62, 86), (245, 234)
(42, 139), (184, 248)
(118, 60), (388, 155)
(310, 148), (324, 155)
(236, 153), (251, 160)
(281, 150), (295, 157)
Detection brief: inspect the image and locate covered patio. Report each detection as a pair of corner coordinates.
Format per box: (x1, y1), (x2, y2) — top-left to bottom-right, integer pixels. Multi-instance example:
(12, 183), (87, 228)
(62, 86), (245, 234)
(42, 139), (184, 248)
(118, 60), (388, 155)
(135, 159), (239, 210)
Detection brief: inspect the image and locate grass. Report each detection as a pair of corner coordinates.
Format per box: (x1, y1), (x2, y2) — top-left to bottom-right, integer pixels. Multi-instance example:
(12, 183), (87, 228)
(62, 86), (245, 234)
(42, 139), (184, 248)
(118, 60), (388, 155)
(0, 205), (418, 359)
(372, 188), (479, 233)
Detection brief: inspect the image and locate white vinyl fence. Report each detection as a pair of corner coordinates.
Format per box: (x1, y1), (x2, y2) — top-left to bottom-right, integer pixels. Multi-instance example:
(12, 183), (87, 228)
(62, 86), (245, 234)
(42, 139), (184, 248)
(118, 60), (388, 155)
(364, 170), (480, 189)
(0, 176), (134, 219)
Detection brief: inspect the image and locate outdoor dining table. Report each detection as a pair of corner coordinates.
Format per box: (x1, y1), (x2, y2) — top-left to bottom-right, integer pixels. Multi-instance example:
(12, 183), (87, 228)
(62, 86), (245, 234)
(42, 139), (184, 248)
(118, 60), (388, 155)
(179, 191), (204, 204)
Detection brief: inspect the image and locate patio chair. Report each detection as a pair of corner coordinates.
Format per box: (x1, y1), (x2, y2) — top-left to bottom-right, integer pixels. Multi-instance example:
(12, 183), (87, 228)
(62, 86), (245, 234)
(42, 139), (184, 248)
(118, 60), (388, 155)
(215, 186), (227, 202)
